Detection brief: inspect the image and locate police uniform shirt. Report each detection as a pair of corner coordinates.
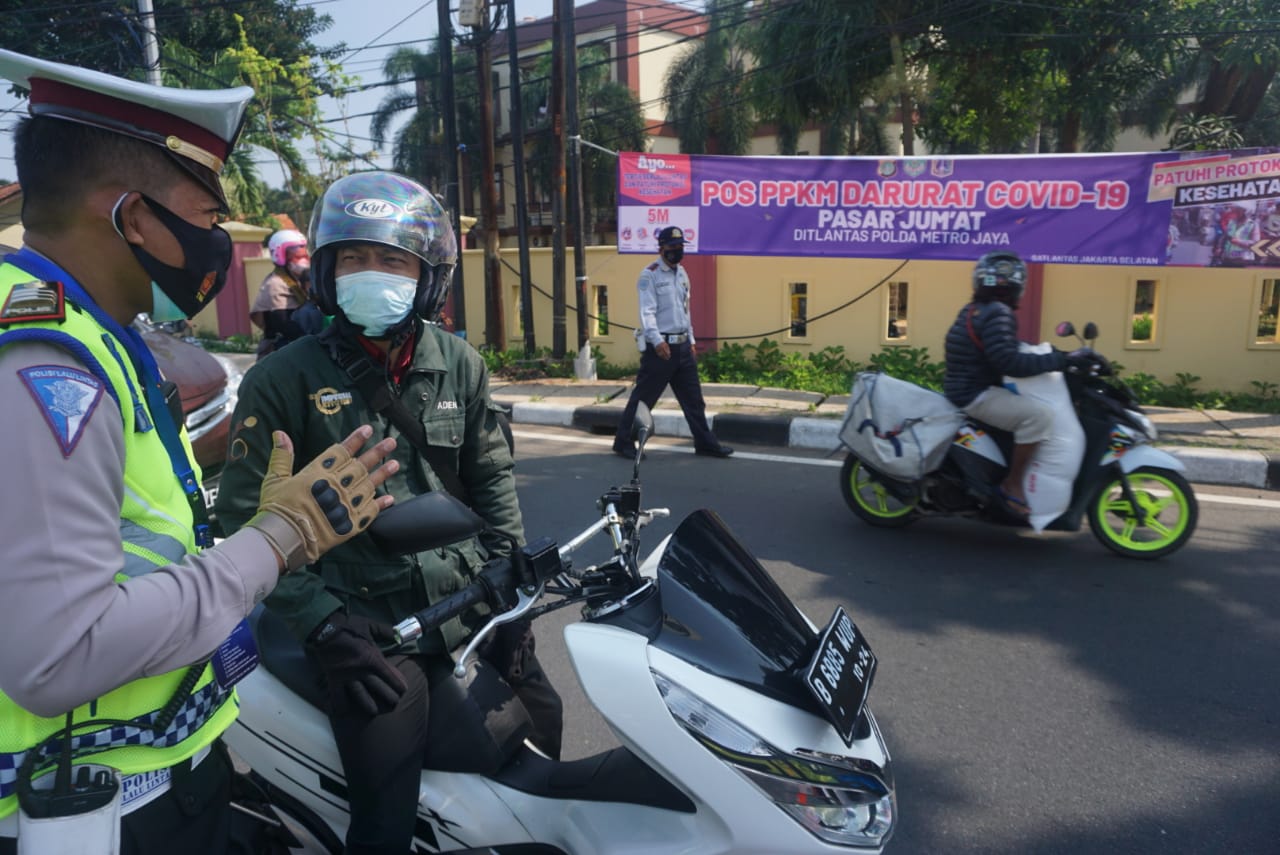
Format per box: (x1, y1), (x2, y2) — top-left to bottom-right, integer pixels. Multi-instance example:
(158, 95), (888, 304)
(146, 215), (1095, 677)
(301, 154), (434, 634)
(0, 341), (279, 718)
(637, 257), (694, 347)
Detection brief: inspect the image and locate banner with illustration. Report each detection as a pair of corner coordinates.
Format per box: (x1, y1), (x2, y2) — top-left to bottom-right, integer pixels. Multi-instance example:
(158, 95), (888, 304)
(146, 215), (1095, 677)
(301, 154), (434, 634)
(616, 148), (1280, 266)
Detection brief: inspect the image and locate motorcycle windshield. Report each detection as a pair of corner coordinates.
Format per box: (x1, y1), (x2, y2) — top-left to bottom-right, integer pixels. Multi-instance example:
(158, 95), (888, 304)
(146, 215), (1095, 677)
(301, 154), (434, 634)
(651, 509), (824, 714)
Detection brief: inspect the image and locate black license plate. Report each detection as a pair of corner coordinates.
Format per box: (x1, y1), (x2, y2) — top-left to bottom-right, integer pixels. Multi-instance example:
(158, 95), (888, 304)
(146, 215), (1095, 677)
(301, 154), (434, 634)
(804, 607), (877, 746)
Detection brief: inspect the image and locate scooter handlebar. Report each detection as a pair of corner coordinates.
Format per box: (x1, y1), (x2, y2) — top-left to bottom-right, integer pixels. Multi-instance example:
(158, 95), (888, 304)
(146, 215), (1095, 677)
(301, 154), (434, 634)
(393, 560), (520, 645)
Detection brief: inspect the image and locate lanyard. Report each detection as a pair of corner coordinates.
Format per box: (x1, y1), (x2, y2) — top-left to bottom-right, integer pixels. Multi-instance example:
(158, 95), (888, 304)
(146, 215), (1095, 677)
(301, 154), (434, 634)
(4, 248), (213, 547)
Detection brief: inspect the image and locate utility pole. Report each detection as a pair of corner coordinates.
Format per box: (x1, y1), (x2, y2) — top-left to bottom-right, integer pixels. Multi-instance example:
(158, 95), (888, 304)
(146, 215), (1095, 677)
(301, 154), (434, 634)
(550, 0), (568, 358)
(439, 0), (467, 338)
(137, 0), (162, 85)
(564, 2), (589, 352)
(506, 0), (536, 356)
(473, 2), (506, 350)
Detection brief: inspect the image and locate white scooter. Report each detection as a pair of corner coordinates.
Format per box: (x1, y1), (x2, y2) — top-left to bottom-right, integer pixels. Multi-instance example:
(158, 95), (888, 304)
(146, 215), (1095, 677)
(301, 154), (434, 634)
(224, 405), (897, 854)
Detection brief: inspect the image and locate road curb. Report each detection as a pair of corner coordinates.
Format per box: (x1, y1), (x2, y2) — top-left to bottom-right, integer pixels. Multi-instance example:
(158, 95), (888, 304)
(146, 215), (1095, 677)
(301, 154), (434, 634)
(507, 402), (1273, 490)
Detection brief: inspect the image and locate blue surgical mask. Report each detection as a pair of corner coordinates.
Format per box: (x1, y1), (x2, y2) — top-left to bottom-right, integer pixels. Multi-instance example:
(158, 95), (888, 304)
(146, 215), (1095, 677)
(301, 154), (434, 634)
(335, 270), (418, 337)
(150, 282), (188, 323)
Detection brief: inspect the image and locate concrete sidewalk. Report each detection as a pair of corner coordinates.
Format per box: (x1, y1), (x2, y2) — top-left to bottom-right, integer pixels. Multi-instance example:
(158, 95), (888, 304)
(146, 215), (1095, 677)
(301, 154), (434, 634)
(491, 377), (1280, 490)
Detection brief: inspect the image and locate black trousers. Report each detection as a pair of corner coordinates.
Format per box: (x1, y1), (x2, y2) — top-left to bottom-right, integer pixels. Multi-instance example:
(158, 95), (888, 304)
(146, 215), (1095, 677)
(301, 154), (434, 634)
(614, 341), (720, 452)
(327, 624), (563, 855)
(0, 741), (235, 855)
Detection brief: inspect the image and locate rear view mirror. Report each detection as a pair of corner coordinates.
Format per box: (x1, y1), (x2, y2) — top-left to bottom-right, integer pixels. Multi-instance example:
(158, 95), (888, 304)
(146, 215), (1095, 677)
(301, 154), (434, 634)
(367, 491), (485, 556)
(1055, 321), (1076, 338)
(632, 402), (654, 447)
(1083, 322), (1099, 341)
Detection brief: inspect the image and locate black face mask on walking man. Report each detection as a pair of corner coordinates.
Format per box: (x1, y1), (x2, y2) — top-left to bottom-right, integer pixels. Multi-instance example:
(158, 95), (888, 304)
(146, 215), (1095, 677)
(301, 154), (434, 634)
(112, 192), (234, 319)
(661, 245), (684, 266)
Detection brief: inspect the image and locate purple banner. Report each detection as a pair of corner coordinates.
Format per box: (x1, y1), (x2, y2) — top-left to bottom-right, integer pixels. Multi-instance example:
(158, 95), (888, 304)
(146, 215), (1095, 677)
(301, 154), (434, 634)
(617, 149), (1280, 266)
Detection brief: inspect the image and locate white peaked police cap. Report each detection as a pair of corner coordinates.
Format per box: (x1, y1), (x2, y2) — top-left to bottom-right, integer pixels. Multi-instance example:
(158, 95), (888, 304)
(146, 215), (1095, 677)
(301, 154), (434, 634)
(0, 49), (254, 210)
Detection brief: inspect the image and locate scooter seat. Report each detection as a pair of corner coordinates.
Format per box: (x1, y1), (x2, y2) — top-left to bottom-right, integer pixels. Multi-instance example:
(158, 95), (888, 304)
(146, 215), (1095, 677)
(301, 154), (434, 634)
(249, 604), (328, 710)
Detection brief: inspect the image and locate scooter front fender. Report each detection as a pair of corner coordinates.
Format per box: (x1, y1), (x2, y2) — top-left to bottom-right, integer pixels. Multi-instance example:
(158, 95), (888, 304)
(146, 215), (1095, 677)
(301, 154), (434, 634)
(1115, 444), (1186, 474)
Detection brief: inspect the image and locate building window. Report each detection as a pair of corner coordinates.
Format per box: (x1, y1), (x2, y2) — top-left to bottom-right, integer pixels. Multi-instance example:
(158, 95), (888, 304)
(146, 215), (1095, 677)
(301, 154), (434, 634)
(593, 284), (610, 337)
(1254, 278), (1280, 345)
(788, 282), (808, 338)
(1131, 279), (1157, 343)
(885, 281), (909, 342)
(1125, 277), (1162, 349)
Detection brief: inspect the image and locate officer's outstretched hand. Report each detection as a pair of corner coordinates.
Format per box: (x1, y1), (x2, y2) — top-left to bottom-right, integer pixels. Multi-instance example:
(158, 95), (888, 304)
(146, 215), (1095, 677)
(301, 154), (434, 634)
(246, 426), (399, 573)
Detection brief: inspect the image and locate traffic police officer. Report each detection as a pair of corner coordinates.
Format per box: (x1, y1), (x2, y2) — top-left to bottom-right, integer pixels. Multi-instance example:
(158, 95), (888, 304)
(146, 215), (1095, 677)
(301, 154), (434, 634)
(613, 225), (733, 458)
(0, 51), (398, 854)
(215, 171), (563, 855)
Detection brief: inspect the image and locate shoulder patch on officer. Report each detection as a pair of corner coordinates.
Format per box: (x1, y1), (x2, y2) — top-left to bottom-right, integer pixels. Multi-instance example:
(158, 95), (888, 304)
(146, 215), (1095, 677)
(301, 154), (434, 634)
(647, 262), (659, 271)
(0, 280), (65, 326)
(18, 364), (105, 457)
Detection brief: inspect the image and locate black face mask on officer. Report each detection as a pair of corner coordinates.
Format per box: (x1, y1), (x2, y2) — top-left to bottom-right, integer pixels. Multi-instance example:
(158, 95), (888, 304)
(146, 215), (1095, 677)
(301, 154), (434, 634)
(112, 192), (234, 319)
(661, 244), (684, 266)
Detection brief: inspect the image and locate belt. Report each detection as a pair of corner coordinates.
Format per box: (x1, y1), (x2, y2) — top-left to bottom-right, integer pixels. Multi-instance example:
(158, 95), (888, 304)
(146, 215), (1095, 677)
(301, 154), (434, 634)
(659, 332), (688, 345)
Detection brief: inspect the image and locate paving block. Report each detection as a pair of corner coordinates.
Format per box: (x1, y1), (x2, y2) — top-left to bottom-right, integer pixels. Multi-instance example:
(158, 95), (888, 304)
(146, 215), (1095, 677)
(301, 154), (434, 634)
(710, 412), (793, 446)
(789, 417), (843, 451)
(1165, 447), (1269, 488)
(510, 401), (576, 427)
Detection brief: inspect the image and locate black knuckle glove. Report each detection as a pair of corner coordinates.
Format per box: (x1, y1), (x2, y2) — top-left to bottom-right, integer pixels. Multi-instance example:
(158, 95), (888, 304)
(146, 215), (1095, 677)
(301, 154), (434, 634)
(307, 613), (407, 718)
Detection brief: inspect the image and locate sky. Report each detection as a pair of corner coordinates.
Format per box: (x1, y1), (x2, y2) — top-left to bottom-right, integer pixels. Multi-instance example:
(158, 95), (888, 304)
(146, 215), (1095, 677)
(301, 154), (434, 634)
(0, 0), (558, 187)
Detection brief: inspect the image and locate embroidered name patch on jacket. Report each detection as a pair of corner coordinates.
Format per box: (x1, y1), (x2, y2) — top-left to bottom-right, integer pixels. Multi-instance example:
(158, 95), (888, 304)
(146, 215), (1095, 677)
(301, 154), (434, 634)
(18, 364), (105, 457)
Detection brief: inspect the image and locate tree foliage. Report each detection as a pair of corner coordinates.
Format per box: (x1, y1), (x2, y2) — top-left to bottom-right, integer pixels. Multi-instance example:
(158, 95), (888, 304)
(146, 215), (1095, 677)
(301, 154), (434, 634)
(518, 42), (647, 236)
(661, 0), (755, 155)
(0, 0), (341, 223)
(369, 44), (479, 200)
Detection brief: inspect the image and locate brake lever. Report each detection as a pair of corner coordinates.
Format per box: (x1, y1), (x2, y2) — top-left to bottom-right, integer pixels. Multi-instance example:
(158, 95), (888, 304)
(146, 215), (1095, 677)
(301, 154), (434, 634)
(452, 582), (544, 679)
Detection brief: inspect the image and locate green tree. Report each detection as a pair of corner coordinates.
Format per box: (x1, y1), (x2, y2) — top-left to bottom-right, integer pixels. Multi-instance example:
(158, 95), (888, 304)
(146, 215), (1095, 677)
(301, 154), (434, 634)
(369, 45), (480, 201)
(517, 43), (646, 239)
(0, 0), (342, 222)
(660, 0), (755, 155)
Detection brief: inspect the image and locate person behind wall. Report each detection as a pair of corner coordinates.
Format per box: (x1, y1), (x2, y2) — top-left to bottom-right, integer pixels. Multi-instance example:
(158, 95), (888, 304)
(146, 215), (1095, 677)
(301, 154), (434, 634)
(942, 251), (1071, 518)
(0, 50), (398, 855)
(612, 225), (734, 459)
(214, 170), (564, 855)
(251, 228), (322, 359)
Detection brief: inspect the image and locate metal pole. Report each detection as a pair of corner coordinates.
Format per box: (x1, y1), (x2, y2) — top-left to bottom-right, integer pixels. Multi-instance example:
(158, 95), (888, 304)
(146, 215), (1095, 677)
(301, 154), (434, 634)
(439, 0), (467, 337)
(506, 0), (536, 356)
(136, 0), (162, 85)
(564, 3), (589, 351)
(550, 0), (569, 358)
(476, 20), (506, 351)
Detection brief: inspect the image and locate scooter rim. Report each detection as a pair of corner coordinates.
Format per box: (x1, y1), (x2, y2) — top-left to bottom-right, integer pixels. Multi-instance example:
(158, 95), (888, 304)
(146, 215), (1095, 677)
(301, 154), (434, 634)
(842, 456), (918, 523)
(1087, 468), (1196, 557)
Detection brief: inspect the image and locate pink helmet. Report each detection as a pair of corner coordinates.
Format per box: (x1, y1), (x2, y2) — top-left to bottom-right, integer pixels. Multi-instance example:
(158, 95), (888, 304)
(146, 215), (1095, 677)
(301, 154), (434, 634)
(267, 229), (308, 267)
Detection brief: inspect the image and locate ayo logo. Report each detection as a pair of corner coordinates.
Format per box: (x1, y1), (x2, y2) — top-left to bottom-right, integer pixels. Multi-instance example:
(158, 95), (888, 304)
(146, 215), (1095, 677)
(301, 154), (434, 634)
(636, 155), (668, 173)
(345, 198), (401, 219)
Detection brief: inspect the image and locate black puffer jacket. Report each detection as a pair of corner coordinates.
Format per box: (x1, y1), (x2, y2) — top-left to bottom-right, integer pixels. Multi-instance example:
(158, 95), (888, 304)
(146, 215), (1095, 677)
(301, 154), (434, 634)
(943, 300), (1066, 407)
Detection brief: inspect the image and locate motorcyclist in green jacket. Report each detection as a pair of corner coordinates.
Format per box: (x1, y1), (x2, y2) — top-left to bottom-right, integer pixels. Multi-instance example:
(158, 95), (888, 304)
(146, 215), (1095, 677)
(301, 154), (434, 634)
(215, 171), (562, 855)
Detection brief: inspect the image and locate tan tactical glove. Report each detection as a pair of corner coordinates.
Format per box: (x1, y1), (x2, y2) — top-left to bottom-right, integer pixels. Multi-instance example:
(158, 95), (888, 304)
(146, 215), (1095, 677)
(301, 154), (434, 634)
(246, 432), (384, 573)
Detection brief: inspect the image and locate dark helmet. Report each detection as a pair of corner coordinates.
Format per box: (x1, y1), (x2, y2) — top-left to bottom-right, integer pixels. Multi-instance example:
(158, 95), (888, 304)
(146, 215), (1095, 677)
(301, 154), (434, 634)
(309, 171), (458, 326)
(656, 225), (686, 246)
(972, 251), (1027, 306)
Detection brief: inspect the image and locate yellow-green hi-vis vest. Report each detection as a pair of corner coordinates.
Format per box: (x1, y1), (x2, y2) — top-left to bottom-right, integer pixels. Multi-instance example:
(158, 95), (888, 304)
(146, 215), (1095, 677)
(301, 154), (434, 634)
(0, 263), (237, 820)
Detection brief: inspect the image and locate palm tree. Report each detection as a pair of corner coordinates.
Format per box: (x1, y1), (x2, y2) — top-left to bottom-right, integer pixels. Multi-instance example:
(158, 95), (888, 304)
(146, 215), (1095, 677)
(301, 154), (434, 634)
(660, 0), (755, 155)
(369, 45), (479, 201)
(518, 42), (647, 239)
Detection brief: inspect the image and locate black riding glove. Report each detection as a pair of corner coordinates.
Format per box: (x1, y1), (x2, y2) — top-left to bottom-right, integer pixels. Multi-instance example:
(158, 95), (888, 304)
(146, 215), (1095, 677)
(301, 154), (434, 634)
(306, 612), (408, 718)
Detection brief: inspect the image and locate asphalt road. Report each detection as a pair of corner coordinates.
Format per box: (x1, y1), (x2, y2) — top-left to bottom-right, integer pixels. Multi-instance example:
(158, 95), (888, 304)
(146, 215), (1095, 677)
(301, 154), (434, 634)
(510, 425), (1280, 855)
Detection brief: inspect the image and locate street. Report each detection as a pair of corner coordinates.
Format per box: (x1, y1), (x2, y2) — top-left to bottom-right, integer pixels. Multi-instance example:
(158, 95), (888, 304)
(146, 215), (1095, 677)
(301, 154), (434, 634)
(510, 425), (1280, 855)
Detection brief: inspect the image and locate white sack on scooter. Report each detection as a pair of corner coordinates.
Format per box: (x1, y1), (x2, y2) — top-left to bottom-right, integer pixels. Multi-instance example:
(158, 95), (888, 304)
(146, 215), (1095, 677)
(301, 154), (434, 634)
(840, 372), (965, 480)
(1004, 343), (1086, 533)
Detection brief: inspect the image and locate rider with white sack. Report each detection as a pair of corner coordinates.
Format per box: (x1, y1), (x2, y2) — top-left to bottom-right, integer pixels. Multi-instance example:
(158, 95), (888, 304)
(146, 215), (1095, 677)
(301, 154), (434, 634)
(943, 252), (1088, 519)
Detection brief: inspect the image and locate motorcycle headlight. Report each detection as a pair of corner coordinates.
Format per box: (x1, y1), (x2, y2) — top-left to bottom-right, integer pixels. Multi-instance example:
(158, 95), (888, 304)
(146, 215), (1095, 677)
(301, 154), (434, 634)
(653, 670), (895, 849)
